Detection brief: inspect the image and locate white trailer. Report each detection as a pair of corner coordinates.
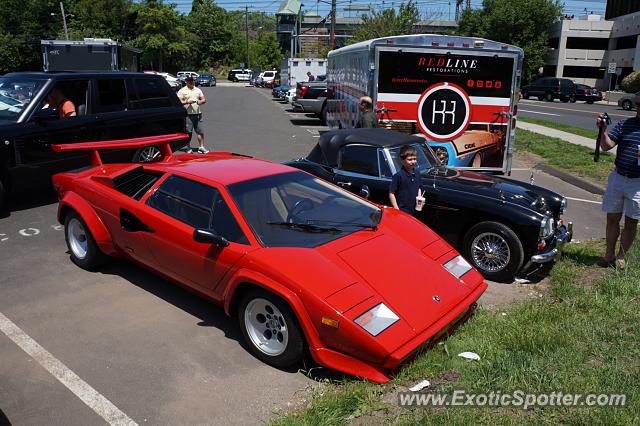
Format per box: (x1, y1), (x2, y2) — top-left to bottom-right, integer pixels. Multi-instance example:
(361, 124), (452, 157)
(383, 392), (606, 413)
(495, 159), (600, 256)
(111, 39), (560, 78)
(287, 58), (327, 86)
(326, 34), (523, 173)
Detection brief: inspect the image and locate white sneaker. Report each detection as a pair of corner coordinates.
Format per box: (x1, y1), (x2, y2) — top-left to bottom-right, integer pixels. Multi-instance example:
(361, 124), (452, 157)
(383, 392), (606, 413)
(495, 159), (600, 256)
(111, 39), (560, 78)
(186, 148), (194, 154)
(198, 147), (209, 154)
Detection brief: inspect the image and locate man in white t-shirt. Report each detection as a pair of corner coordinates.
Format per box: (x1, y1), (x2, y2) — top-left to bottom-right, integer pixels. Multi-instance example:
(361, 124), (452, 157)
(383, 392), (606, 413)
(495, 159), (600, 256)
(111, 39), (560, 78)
(177, 76), (208, 153)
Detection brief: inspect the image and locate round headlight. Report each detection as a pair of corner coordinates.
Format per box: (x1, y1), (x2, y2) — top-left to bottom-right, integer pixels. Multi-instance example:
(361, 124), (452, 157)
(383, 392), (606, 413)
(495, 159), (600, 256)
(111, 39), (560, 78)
(434, 147), (449, 165)
(560, 197), (567, 214)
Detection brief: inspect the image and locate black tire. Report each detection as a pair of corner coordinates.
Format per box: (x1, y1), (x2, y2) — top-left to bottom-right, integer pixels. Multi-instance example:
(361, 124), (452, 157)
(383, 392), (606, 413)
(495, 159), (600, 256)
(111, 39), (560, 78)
(320, 104), (327, 125)
(586, 100), (594, 104)
(238, 289), (305, 368)
(521, 90), (529, 100)
(462, 221), (524, 283)
(569, 96), (576, 103)
(537, 95), (544, 101)
(132, 145), (162, 163)
(560, 96), (569, 103)
(622, 100), (632, 111)
(64, 211), (108, 270)
(0, 178), (7, 214)
(545, 92), (554, 102)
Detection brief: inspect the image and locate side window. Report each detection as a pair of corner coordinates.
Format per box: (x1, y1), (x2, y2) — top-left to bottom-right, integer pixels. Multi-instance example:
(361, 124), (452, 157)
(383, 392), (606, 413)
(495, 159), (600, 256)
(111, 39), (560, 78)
(95, 79), (127, 113)
(338, 145), (379, 176)
(378, 150), (392, 178)
(146, 175), (248, 244)
(132, 78), (171, 109)
(42, 79), (89, 117)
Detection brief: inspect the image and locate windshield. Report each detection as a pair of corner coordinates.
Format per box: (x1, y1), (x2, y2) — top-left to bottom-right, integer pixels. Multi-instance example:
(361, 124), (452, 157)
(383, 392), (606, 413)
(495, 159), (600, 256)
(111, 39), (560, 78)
(388, 142), (440, 176)
(228, 171), (382, 248)
(0, 77), (46, 121)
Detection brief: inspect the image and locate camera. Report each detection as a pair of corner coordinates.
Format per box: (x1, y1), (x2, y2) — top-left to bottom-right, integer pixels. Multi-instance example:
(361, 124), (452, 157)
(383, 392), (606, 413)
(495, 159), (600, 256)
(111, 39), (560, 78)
(601, 112), (611, 126)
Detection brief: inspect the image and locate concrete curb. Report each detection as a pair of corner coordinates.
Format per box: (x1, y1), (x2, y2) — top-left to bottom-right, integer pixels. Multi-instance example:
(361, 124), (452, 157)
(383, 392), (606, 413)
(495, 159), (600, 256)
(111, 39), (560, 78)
(534, 163), (605, 195)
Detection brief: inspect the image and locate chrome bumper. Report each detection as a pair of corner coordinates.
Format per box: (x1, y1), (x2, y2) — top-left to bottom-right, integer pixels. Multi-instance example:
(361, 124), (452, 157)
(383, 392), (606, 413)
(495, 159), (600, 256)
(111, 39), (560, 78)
(531, 221), (573, 264)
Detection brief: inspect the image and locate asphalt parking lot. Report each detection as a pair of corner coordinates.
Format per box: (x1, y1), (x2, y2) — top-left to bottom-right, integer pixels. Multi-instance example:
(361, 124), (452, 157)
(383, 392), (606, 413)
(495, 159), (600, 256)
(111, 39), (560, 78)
(0, 81), (605, 425)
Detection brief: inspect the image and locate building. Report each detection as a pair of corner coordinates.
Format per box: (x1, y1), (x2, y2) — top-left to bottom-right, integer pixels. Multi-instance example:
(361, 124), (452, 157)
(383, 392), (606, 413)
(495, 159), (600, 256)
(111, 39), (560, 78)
(546, 1), (640, 90)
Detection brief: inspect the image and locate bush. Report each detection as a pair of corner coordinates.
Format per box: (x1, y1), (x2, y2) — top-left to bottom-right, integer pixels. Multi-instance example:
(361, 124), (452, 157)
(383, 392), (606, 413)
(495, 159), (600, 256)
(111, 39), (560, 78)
(621, 71), (640, 93)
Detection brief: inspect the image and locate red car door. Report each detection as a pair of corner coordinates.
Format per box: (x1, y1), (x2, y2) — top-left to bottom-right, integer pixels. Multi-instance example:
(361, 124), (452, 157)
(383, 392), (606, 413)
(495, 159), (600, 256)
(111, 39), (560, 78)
(138, 175), (253, 295)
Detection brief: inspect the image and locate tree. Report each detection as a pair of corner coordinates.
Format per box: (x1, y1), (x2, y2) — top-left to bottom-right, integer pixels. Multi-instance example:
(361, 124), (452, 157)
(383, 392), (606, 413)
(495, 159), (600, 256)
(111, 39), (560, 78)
(186, 0), (236, 69)
(350, 1), (419, 44)
(128, 0), (189, 72)
(250, 32), (282, 70)
(66, 0), (133, 40)
(457, 0), (563, 84)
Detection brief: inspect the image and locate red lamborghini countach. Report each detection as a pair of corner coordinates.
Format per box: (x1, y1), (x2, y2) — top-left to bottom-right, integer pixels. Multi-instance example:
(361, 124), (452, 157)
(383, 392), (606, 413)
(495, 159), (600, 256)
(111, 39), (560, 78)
(52, 134), (487, 383)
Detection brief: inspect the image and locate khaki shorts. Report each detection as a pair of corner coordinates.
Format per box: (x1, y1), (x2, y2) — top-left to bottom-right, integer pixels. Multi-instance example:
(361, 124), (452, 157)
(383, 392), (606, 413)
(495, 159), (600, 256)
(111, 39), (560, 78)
(602, 170), (640, 219)
(186, 114), (203, 134)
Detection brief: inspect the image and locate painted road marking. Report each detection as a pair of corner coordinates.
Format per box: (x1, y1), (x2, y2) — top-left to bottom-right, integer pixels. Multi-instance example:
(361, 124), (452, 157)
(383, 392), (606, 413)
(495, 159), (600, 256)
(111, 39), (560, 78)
(0, 312), (138, 426)
(519, 100), (635, 119)
(18, 228), (40, 236)
(519, 109), (560, 116)
(565, 196), (601, 205)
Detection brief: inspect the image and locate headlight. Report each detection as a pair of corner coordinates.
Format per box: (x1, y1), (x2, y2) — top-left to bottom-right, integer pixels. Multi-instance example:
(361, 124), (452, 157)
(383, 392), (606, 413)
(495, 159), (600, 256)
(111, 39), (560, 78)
(354, 303), (399, 336)
(434, 147), (449, 165)
(443, 255), (473, 278)
(560, 197), (567, 214)
(539, 215), (554, 239)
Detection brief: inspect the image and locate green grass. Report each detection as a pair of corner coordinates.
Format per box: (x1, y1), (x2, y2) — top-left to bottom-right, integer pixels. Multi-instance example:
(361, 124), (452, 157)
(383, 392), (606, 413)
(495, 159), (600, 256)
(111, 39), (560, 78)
(271, 242), (640, 425)
(514, 129), (615, 187)
(518, 116), (599, 139)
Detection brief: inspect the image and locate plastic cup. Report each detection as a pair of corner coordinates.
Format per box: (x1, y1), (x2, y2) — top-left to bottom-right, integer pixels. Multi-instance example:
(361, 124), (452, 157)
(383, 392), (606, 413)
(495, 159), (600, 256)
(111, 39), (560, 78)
(415, 195), (425, 211)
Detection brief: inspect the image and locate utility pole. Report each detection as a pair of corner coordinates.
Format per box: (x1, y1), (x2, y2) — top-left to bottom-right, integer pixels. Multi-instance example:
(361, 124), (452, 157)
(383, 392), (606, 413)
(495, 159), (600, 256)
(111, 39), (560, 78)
(330, 0), (336, 50)
(245, 5), (250, 69)
(59, 2), (69, 40)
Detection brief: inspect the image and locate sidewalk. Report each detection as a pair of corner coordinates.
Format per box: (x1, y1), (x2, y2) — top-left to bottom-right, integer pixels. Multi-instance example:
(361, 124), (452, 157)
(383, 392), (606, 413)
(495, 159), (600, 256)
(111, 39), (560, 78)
(515, 121), (608, 195)
(517, 121), (616, 155)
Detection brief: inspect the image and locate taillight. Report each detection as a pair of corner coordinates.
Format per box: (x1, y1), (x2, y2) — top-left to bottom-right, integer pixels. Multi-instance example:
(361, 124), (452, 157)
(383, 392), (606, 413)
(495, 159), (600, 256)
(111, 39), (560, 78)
(300, 85), (309, 98)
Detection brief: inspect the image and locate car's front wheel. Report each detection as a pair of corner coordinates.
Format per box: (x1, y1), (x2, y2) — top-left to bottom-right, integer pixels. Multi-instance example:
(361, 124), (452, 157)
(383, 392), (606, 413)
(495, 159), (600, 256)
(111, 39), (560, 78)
(238, 289), (305, 368)
(64, 211), (108, 270)
(545, 92), (554, 102)
(521, 90), (529, 99)
(622, 99), (633, 111)
(462, 221), (524, 283)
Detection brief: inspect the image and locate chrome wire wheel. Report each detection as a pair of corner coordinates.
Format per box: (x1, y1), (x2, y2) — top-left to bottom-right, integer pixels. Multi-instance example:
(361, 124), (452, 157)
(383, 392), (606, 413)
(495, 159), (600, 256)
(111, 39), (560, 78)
(470, 232), (510, 272)
(67, 217), (88, 260)
(244, 298), (289, 356)
(135, 146), (162, 163)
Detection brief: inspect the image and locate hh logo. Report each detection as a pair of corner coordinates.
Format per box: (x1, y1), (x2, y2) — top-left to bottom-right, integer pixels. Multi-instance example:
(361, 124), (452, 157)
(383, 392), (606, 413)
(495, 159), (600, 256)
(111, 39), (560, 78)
(417, 83), (471, 142)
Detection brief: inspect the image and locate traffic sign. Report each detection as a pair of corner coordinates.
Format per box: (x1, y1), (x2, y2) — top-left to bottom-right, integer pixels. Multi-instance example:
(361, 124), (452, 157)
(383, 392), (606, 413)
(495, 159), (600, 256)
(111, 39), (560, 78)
(608, 62), (617, 74)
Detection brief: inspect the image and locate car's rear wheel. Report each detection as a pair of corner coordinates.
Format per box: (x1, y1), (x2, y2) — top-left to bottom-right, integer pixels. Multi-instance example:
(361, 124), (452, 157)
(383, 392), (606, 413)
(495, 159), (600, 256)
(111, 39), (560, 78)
(320, 104), (327, 125)
(560, 96), (569, 103)
(545, 92), (554, 102)
(622, 100), (633, 111)
(133, 145), (162, 163)
(462, 221), (524, 283)
(64, 211), (108, 270)
(0, 178), (6, 213)
(238, 289), (305, 368)
(521, 90), (529, 99)
(586, 100), (594, 104)
(537, 95), (544, 101)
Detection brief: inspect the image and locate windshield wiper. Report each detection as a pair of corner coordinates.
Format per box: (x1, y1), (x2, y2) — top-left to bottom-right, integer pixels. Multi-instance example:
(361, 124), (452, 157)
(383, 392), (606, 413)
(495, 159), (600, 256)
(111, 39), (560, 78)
(305, 219), (378, 231)
(266, 221), (342, 234)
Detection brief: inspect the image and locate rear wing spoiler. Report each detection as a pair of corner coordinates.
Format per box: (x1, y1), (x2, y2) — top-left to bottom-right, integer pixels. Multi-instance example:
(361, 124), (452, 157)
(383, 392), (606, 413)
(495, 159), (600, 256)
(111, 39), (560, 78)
(51, 133), (189, 166)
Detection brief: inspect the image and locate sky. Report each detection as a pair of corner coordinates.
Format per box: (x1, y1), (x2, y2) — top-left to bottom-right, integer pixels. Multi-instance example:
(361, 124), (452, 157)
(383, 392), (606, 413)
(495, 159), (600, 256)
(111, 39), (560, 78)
(169, 0), (608, 19)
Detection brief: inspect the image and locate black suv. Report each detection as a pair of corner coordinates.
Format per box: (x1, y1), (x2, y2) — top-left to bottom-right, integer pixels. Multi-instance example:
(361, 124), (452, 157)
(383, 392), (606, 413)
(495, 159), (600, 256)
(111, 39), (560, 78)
(0, 72), (189, 208)
(521, 77), (576, 102)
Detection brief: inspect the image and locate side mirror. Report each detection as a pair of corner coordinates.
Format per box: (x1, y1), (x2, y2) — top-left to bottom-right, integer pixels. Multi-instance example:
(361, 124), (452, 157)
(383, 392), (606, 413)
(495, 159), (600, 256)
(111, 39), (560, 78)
(360, 185), (370, 199)
(193, 228), (229, 247)
(33, 107), (59, 122)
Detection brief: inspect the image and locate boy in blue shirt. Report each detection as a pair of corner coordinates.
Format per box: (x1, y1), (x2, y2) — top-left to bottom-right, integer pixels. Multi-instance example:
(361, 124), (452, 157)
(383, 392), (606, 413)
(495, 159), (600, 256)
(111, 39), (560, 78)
(389, 145), (421, 216)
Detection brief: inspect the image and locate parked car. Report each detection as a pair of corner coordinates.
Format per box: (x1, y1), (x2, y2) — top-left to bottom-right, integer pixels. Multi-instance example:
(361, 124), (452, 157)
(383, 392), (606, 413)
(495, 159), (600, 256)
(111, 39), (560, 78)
(0, 72), (189, 209)
(52, 136), (487, 383)
(228, 69), (252, 82)
(292, 83), (328, 124)
(196, 74), (216, 87)
(285, 87), (296, 104)
(572, 84), (602, 104)
(271, 85), (289, 99)
(144, 71), (181, 91)
(521, 77), (576, 102)
(285, 128), (572, 282)
(177, 71), (199, 80)
(261, 70), (278, 87)
(618, 91), (640, 110)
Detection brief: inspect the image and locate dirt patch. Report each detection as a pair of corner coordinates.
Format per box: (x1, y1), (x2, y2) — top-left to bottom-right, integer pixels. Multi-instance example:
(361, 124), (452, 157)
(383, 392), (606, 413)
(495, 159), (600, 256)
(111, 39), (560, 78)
(479, 276), (550, 311)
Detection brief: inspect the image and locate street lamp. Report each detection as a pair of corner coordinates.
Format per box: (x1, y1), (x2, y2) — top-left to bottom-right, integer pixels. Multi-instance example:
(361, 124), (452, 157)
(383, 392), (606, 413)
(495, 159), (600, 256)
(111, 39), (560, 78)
(51, 2), (73, 40)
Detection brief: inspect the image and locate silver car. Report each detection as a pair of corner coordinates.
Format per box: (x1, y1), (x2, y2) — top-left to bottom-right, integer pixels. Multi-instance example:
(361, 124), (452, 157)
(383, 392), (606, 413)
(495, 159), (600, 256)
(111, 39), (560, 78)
(618, 91), (640, 110)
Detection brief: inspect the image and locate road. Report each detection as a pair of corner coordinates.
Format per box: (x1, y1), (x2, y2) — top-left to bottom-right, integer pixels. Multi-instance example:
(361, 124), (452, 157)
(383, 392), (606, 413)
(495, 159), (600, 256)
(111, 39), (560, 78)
(518, 98), (635, 130)
(0, 82), (606, 425)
